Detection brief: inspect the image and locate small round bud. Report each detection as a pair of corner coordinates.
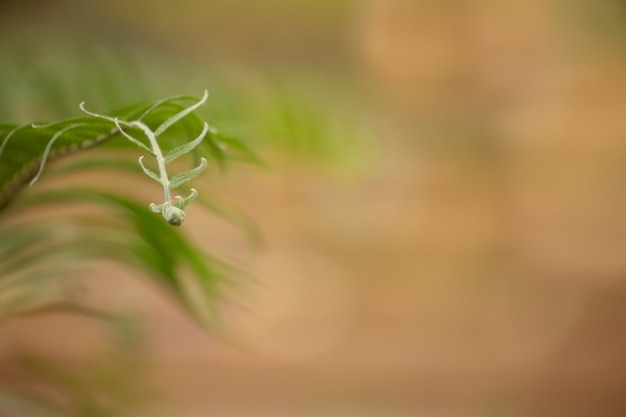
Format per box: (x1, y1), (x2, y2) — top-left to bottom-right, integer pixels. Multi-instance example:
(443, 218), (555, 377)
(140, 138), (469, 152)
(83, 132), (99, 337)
(162, 203), (186, 226)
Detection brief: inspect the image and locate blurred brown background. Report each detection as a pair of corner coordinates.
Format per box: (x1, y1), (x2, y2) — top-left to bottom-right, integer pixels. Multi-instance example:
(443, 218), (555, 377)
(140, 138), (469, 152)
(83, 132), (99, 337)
(2, 0), (626, 416)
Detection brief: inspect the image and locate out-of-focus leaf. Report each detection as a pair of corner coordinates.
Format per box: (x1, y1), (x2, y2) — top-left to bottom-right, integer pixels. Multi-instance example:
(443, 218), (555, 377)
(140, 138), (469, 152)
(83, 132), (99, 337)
(2, 187), (241, 325)
(0, 389), (66, 417)
(0, 313), (150, 417)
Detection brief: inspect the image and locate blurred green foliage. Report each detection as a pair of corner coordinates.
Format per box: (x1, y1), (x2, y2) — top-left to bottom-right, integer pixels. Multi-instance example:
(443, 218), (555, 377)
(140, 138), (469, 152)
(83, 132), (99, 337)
(0, 315), (149, 417)
(0, 39), (372, 171)
(0, 2), (372, 415)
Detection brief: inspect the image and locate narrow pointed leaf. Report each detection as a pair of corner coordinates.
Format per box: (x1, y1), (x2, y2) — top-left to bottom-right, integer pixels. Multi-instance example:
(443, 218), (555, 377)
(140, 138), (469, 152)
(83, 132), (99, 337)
(0, 123), (29, 160)
(137, 156), (161, 183)
(30, 123), (86, 186)
(137, 94), (200, 121)
(169, 158), (207, 188)
(164, 122), (209, 164)
(114, 119), (152, 153)
(154, 90), (208, 136)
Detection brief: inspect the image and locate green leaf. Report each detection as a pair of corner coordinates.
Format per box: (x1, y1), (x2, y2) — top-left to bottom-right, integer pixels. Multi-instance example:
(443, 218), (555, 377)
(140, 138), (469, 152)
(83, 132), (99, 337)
(164, 122), (209, 164)
(169, 158), (208, 189)
(2, 188), (236, 325)
(137, 155), (161, 183)
(154, 90), (208, 136)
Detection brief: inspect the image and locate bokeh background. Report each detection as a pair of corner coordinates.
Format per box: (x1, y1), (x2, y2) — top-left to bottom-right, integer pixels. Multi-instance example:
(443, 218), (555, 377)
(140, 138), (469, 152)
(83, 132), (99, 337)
(2, 0), (626, 416)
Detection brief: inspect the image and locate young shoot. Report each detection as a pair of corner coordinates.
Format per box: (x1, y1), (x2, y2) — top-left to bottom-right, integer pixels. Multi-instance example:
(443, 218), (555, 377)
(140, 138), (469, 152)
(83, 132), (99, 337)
(31, 90), (211, 226)
(83, 90), (210, 226)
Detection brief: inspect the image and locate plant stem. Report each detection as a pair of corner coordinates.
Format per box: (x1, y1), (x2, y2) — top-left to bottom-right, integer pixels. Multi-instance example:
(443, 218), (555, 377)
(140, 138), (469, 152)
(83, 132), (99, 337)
(132, 121), (171, 205)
